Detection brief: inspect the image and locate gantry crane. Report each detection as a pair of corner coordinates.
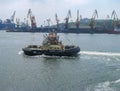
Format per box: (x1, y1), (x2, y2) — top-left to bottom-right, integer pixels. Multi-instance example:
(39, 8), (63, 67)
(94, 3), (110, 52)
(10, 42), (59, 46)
(11, 11), (16, 23)
(64, 10), (71, 29)
(111, 10), (120, 28)
(76, 10), (80, 28)
(16, 18), (20, 28)
(102, 15), (110, 29)
(55, 13), (59, 29)
(89, 9), (98, 29)
(111, 10), (118, 21)
(27, 9), (37, 28)
(46, 18), (51, 27)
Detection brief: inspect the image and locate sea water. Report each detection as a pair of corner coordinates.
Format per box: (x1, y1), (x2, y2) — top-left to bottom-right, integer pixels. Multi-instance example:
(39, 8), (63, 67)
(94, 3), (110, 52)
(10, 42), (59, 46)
(0, 31), (120, 91)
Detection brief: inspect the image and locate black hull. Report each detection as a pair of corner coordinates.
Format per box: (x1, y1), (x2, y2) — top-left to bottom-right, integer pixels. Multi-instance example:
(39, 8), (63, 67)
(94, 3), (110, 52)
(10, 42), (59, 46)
(22, 48), (43, 56)
(44, 47), (80, 56)
(22, 47), (80, 56)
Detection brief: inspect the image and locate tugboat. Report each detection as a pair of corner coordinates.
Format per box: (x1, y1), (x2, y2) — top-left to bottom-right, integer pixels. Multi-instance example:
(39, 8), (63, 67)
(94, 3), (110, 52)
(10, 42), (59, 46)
(22, 31), (80, 56)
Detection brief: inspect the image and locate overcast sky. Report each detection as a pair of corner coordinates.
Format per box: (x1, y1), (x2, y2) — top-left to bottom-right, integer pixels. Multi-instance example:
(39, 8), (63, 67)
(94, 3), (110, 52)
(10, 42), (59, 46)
(0, 0), (119, 26)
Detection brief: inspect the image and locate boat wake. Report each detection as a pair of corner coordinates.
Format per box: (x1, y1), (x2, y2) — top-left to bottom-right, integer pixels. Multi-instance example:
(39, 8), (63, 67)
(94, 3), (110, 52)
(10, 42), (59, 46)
(18, 50), (120, 57)
(80, 51), (120, 56)
(18, 51), (23, 55)
(94, 79), (120, 91)
(18, 51), (78, 59)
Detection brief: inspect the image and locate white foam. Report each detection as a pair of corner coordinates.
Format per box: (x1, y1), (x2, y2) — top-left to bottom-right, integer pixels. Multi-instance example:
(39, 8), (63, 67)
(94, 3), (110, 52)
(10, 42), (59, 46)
(19, 50), (120, 57)
(94, 81), (115, 91)
(112, 79), (120, 84)
(80, 51), (120, 56)
(18, 51), (23, 55)
(42, 55), (76, 59)
(19, 53), (75, 59)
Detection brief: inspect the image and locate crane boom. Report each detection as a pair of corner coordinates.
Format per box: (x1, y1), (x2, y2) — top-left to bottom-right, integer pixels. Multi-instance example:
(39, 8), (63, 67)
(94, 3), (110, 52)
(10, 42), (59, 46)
(27, 9), (37, 28)
(47, 19), (51, 26)
(16, 18), (20, 28)
(11, 11), (16, 23)
(89, 9), (98, 29)
(65, 9), (71, 29)
(76, 10), (80, 28)
(111, 10), (119, 28)
(55, 13), (59, 29)
(111, 10), (118, 21)
(67, 10), (71, 18)
(92, 9), (98, 19)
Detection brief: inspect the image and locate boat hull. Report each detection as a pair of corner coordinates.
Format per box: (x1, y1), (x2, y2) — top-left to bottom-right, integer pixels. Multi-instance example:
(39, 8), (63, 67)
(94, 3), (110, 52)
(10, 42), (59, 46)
(44, 46), (80, 56)
(22, 48), (43, 56)
(22, 46), (80, 56)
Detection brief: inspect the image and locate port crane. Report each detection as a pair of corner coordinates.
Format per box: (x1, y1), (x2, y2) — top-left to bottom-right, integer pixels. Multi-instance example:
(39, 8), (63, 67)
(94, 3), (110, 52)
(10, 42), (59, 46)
(55, 13), (59, 29)
(16, 18), (20, 28)
(10, 11), (16, 23)
(0, 19), (2, 23)
(111, 10), (120, 28)
(111, 10), (118, 21)
(103, 15), (110, 29)
(76, 10), (80, 28)
(46, 19), (51, 27)
(89, 9), (98, 29)
(64, 9), (71, 29)
(27, 9), (37, 28)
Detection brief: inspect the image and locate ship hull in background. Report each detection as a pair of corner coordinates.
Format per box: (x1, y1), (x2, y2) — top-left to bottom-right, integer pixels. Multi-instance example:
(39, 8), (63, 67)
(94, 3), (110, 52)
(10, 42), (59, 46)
(6, 27), (120, 34)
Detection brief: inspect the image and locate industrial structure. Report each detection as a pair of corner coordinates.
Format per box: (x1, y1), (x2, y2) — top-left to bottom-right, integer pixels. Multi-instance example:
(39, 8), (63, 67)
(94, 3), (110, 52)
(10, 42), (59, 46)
(0, 9), (119, 34)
